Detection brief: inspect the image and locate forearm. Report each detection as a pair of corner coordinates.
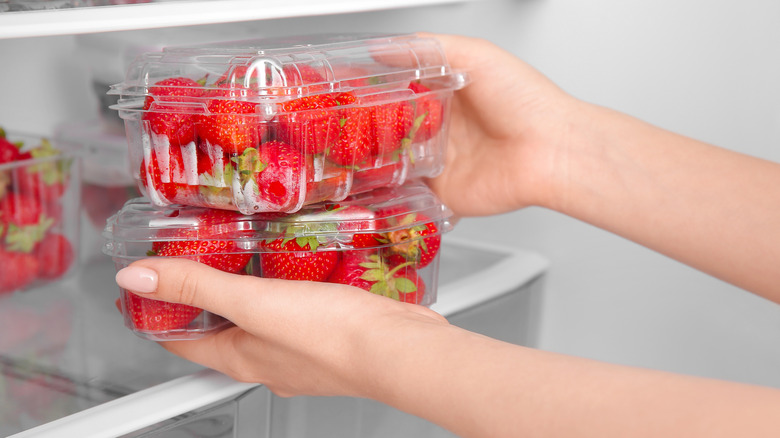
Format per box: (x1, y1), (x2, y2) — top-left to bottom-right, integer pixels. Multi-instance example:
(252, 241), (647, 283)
(359, 318), (780, 438)
(548, 102), (780, 302)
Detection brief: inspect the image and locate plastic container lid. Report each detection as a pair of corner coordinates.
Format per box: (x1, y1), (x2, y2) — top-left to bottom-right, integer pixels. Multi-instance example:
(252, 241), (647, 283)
(103, 180), (453, 256)
(109, 33), (468, 108)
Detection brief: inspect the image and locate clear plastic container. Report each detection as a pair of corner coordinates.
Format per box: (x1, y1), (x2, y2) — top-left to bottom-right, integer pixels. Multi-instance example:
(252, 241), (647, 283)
(109, 33), (468, 214)
(102, 181), (452, 341)
(0, 130), (81, 295)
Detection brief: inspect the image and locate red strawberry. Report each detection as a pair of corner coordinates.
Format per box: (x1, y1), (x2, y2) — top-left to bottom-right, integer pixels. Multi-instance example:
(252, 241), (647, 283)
(142, 77), (204, 146)
(15, 139), (70, 207)
(0, 192), (54, 254)
(35, 232), (74, 280)
(328, 92), (372, 167)
(277, 93), (341, 155)
(122, 291), (203, 333)
(371, 99), (414, 160)
(0, 248), (39, 294)
(0, 128), (23, 164)
(234, 140), (304, 211)
(131, 209), (253, 333)
(352, 159), (403, 194)
(260, 233), (339, 281)
(196, 85), (264, 155)
(151, 208), (252, 274)
(378, 209), (441, 269)
(408, 82), (443, 142)
(138, 147), (198, 204)
(326, 249), (424, 302)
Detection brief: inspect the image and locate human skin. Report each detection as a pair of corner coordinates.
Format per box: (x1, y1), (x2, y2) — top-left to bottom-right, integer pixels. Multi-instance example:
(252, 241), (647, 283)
(115, 34), (780, 438)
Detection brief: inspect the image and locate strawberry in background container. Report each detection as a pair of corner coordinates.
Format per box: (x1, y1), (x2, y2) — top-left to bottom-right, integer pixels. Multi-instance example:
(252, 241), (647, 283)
(108, 33), (468, 215)
(0, 128), (80, 294)
(102, 181), (452, 341)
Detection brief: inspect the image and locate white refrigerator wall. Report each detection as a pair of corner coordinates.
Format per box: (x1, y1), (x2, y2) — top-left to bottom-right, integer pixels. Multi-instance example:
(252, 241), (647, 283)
(1, 0), (779, 387)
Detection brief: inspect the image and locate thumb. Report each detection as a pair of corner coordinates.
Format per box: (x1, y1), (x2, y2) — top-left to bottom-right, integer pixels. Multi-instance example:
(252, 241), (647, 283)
(114, 257), (257, 324)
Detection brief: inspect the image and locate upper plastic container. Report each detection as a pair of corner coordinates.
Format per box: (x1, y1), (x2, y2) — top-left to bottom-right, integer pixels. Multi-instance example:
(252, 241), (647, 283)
(103, 181), (453, 340)
(109, 33), (468, 215)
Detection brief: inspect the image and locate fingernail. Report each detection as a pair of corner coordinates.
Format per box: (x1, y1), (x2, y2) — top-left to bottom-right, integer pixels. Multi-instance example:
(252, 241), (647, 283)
(116, 266), (158, 293)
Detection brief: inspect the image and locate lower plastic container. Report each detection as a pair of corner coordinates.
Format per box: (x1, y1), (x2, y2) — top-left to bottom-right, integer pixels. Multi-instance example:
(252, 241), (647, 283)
(0, 130), (81, 295)
(102, 181), (453, 341)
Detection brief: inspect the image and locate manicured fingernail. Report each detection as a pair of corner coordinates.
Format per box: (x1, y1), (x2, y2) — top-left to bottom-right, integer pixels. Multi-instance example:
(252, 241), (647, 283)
(116, 266), (158, 293)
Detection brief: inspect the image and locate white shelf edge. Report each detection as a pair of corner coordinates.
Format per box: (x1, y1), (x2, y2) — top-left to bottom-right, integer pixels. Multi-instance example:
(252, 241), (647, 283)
(11, 369), (259, 438)
(432, 235), (549, 317)
(0, 0), (473, 39)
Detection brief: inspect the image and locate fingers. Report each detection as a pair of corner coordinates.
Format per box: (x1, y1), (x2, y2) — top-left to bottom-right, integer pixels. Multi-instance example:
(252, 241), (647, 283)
(115, 257), (260, 324)
(159, 325), (253, 381)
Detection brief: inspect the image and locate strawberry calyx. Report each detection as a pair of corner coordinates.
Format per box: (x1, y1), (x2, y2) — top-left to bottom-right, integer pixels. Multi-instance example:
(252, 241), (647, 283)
(357, 255), (417, 300)
(272, 222), (339, 252)
(23, 139), (68, 186)
(231, 148), (267, 196)
(4, 215), (54, 253)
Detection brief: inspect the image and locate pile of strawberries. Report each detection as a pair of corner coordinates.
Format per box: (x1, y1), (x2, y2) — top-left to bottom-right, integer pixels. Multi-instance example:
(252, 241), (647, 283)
(115, 184), (445, 337)
(133, 64), (444, 214)
(0, 128), (75, 294)
(106, 37), (463, 339)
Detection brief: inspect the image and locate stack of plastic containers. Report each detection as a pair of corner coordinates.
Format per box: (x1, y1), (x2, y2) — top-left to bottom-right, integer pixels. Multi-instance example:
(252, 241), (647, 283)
(103, 33), (468, 340)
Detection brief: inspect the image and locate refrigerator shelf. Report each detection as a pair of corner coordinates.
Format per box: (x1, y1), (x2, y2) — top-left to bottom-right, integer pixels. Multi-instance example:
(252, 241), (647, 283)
(0, 0), (478, 40)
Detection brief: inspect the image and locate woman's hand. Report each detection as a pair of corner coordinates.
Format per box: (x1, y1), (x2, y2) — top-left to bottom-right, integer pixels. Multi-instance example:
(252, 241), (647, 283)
(424, 33), (580, 217)
(115, 257), (449, 398)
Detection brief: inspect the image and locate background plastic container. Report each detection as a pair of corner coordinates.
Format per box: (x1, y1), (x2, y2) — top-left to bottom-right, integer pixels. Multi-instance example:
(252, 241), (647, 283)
(0, 130), (81, 295)
(109, 33), (468, 214)
(102, 181), (453, 341)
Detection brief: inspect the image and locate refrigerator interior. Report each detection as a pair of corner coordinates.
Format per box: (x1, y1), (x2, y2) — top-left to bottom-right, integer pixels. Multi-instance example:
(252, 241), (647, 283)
(2, 0), (780, 435)
(5, 236), (548, 437)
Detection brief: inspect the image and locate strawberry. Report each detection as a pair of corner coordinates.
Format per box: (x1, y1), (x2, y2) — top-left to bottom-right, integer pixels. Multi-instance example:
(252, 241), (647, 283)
(122, 291), (203, 333)
(196, 85), (264, 155)
(260, 230), (339, 281)
(371, 99), (414, 160)
(378, 209), (441, 269)
(352, 159), (403, 193)
(277, 93), (341, 155)
(0, 192), (54, 254)
(35, 232), (74, 280)
(15, 138), (70, 207)
(0, 248), (39, 294)
(142, 77), (204, 146)
(234, 140), (304, 210)
(0, 128), (23, 164)
(130, 209), (253, 333)
(328, 92), (372, 167)
(150, 208), (253, 274)
(139, 147), (198, 204)
(408, 81), (443, 142)
(326, 249), (424, 302)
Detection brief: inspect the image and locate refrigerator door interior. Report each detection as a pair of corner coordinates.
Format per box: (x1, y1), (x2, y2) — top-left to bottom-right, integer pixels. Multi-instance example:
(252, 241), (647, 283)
(8, 236), (547, 438)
